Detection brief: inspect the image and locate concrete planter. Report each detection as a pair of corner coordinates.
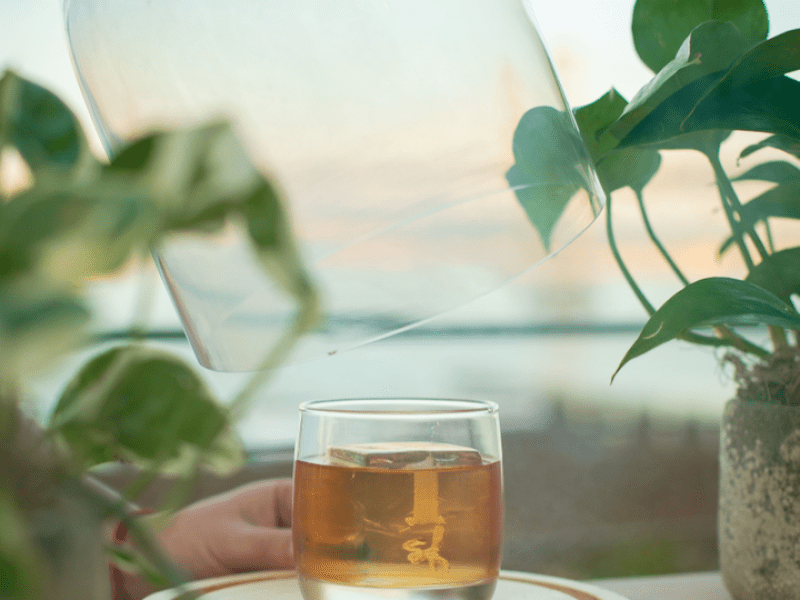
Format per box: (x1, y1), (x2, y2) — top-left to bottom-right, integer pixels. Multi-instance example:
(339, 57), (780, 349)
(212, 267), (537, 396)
(719, 398), (800, 600)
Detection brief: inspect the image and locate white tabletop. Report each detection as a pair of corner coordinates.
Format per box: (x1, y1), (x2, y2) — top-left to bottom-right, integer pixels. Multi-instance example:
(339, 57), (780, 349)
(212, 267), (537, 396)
(593, 572), (731, 600)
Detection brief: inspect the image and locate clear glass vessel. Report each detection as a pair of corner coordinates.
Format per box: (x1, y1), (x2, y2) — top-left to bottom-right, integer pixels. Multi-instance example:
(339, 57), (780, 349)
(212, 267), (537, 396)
(293, 398), (502, 600)
(63, 0), (605, 371)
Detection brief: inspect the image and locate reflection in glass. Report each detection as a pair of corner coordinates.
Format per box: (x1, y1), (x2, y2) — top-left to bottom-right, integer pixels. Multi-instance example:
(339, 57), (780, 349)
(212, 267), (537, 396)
(64, 0), (605, 370)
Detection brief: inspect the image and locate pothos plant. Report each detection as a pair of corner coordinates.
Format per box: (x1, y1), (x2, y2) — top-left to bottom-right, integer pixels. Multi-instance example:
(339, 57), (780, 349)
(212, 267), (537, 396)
(514, 0), (800, 401)
(0, 70), (319, 599)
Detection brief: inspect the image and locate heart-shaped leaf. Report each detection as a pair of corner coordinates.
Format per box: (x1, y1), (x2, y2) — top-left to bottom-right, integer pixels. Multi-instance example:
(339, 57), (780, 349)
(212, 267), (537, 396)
(698, 29), (800, 95)
(506, 106), (593, 250)
(0, 70), (89, 172)
(52, 346), (243, 475)
(686, 76), (800, 141)
(619, 72), (800, 147)
(631, 0), (768, 73)
(574, 90), (662, 194)
(674, 30), (800, 139)
(574, 89), (629, 161)
(616, 21), (750, 140)
(613, 277), (800, 380)
(616, 30), (800, 147)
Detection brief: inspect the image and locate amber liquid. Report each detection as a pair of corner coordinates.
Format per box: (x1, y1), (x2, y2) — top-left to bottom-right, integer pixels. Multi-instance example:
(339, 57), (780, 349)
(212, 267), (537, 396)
(293, 458), (502, 600)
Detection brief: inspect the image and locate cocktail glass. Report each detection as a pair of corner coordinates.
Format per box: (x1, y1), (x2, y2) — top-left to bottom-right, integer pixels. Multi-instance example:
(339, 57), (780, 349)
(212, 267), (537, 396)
(294, 398), (503, 600)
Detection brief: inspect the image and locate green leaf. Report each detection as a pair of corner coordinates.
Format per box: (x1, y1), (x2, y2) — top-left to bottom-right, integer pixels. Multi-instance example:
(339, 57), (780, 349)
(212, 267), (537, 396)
(631, 0), (768, 73)
(0, 283), (90, 381)
(739, 181), (800, 221)
(644, 129), (732, 153)
(613, 277), (800, 379)
(616, 21), (751, 140)
(506, 106), (593, 249)
(686, 76), (800, 141)
(619, 70), (800, 147)
(699, 29), (800, 94)
(109, 122), (319, 315)
(51, 346), (243, 475)
(0, 70), (88, 171)
(615, 29), (800, 148)
(733, 160), (800, 184)
(725, 164), (800, 239)
(718, 176), (800, 253)
(746, 247), (800, 305)
(740, 134), (800, 160)
(574, 89), (662, 194)
(0, 186), (156, 284)
(0, 181), (160, 283)
(243, 182), (315, 301)
(506, 165), (580, 253)
(574, 89), (630, 161)
(675, 30), (800, 140)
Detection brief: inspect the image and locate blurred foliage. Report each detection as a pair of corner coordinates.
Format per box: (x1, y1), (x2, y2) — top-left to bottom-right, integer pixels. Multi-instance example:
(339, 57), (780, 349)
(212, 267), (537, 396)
(0, 70), (319, 599)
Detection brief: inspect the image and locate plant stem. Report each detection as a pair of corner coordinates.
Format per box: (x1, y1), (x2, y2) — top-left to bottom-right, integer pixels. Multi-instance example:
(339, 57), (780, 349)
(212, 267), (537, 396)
(706, 151), (769, 268)
(131, 256), (157, 340)
(681, 330), (769, 358)
(605, 194), (656, 316)
(713, 326), (771, 358)
(607, 192), (769, 358)
(77, 475), (194, 597)
(228, 294), (320, 420)
(771, 326), (789, 351)
(635, 189), (689, 286)
(124, 463), (164, 502)
(161, 456), (203, 513)
(706, 151), (792, 354)
(764, 221), (775, 253)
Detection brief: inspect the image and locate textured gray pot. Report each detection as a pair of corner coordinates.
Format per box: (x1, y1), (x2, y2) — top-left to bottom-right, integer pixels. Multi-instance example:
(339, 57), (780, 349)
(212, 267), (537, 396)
(719, 398), (800, 600)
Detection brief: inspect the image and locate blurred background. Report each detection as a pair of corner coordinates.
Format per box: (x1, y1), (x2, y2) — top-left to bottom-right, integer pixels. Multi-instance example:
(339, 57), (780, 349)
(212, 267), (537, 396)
(3, 0), (799, 580)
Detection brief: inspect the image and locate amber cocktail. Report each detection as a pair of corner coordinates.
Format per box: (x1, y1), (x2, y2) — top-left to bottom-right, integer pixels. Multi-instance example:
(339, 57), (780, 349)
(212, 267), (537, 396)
(293, 400), (503, 600)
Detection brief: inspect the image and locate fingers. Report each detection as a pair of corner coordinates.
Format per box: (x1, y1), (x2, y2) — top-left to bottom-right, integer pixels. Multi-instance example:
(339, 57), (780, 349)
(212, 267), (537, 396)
(222, 523), (295, 572)
(229, 479), (293, 528)
(273, 479), (293, 528)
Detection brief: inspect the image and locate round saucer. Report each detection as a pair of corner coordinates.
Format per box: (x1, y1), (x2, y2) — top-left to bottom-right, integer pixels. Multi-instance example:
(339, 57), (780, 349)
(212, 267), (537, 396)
(145, 570), (629, 600)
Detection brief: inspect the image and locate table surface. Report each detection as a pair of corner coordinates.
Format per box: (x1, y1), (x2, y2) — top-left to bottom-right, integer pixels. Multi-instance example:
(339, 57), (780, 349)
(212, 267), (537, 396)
(592, 572), (731, 600)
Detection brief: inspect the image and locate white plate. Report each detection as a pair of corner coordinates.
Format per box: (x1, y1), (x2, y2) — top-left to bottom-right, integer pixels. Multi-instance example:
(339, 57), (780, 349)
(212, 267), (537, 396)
(145, 570), (630, 600)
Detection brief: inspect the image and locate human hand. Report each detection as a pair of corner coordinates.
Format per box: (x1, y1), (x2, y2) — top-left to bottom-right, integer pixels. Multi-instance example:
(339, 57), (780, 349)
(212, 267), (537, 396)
(157, 478), (294, 578)
(118, 479), (293, 600)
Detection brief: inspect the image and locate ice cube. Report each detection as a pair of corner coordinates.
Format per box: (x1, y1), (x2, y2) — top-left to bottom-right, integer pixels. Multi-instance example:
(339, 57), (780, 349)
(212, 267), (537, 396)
(328, 442), (481, 469)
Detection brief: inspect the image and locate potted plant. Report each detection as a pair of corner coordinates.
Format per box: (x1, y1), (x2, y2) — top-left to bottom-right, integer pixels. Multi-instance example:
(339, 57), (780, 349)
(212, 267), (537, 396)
(0, 70), (319, 600)
(560, 0), (800, 597)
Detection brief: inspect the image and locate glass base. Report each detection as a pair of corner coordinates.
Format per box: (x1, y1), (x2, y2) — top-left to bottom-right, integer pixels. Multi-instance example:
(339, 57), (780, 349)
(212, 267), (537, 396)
(298, 576), (497, 600)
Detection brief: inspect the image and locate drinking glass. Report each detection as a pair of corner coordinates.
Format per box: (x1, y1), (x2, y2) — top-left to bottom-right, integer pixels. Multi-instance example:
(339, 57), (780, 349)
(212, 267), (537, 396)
(293, 399), (502, 600)
(63, 0), (606, 371)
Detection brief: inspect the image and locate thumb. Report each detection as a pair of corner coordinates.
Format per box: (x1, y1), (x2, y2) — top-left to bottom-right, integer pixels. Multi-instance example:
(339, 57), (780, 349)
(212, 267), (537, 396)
(224, 525), (295, 572)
